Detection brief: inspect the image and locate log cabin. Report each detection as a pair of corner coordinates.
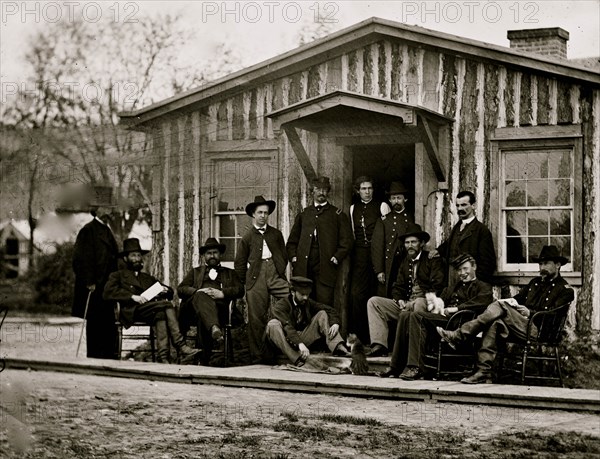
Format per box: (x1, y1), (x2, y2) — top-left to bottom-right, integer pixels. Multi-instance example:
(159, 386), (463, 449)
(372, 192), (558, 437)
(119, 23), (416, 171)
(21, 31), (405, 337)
(120, 18), (600, 336)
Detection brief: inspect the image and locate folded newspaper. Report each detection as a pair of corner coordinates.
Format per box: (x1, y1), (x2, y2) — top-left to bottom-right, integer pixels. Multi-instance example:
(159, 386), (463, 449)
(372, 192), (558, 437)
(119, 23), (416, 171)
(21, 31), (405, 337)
(141, 282), (164, 302)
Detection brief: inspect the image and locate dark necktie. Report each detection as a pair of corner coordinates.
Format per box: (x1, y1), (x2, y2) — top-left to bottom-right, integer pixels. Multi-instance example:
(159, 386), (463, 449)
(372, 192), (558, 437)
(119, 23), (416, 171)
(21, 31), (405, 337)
(258, 227), (265, 234)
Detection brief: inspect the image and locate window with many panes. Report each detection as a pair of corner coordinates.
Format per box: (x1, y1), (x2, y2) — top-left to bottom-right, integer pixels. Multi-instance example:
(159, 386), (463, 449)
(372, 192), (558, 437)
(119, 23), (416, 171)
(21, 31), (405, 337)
(493, 128), (581, 274)
(212, 157), (277, 263)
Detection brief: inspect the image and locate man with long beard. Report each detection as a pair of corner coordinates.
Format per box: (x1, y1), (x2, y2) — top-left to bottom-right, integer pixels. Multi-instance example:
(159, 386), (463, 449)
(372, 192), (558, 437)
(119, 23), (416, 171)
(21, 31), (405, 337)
(104, 238), (200, 364)
(366, 224), (444, 357)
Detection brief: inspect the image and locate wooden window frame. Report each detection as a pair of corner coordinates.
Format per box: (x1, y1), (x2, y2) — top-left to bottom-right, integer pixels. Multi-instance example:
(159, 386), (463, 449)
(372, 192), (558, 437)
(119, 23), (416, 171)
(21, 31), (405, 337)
(206, 147), (278, 265)
(490, 125), (582, 285)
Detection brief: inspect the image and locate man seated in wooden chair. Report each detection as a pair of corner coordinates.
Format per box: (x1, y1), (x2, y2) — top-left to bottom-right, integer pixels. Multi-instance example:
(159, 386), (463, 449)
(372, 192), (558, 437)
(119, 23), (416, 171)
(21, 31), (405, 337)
(438, 245), (575, 384)
(177, 238), (245, 364)
(379, 253), (493, 380)
(104, 238), (200, 364)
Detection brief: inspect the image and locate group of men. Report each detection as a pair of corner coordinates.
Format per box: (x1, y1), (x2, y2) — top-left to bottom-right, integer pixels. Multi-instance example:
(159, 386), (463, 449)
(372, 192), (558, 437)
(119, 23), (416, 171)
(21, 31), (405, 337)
(73, 175), (574, 383)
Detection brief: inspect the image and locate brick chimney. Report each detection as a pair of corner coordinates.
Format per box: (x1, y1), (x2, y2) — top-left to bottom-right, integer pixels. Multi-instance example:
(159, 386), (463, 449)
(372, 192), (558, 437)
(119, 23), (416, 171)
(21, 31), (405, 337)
(507, 28), (569, 59)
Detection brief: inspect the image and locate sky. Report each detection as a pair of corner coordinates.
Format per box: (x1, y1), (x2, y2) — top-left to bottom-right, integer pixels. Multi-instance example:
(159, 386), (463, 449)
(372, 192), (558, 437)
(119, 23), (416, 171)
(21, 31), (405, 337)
(1, 1), (599, 98)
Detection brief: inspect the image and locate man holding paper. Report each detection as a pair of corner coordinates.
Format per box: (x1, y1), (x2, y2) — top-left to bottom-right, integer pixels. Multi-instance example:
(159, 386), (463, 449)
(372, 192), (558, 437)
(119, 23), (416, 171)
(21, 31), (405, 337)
(103, 238), (200, 363)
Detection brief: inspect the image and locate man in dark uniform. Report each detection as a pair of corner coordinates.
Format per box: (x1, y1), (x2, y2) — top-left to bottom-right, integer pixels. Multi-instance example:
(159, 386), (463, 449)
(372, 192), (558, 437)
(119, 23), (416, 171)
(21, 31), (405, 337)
(72, 198), (119, 359)
(371, 181), (414, 297)
(348, 176), (391, 343)
(438, 245), (574, 384)
(266, 276), (349, 366)
(235, 196), (289, 364)
(432, 190), (496, 286)
(287, 176), (353, 306)
(103, 239), (200, 363)
(379, 253), (493, 379)
(367, 224), (445, 356)
(178, 237), (245, 364)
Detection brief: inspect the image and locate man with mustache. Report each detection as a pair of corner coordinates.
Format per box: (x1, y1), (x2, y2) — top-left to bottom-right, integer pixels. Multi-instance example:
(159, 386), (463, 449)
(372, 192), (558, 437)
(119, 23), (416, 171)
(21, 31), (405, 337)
(431, 191), (496, 287)
(287, 176), (353, 307)
(266, 276), (349, 366)
(178, 238), (245, 365)
(371, 181), (414, 298)
(379, 253), (493, 380)
(104, 238), (200, 364)
(438, 245), (574, 384)
(366, 224), (445, 357)
(348, 176), (391, 344)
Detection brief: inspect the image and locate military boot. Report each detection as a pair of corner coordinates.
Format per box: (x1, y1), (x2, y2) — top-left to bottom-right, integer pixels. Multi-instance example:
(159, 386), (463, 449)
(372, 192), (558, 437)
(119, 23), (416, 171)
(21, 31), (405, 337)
(154, 320), (171, 363)
(165, 307), (200, 364)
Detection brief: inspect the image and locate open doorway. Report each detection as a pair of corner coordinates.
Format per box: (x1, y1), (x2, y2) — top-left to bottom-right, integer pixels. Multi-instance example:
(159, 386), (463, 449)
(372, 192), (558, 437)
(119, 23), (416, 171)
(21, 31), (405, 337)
(350, 144), (415, 214)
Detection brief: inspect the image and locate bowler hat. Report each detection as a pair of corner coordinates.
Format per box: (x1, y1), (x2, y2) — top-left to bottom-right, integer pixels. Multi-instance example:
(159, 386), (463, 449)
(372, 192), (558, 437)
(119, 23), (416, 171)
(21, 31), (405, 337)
(387, 181), (409, 196)
(199, 237), (226, 255)
(119, 238), (149, 257)
(311, 176), (331, 191)
(401, 223), (430, 243)
(245, 195), (276, 217)
(290, 276), (313, 295)
(451, 253), (476, 269)
(532, 245), (568, 265)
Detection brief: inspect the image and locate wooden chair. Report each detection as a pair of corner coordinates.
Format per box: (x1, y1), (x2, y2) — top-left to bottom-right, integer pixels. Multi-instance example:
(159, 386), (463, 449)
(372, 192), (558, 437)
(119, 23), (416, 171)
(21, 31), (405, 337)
(497, 301), (571, 387)
(183, 300), (236, 366)
(423, 310), (478, 380)
(114, 302), (157, 362)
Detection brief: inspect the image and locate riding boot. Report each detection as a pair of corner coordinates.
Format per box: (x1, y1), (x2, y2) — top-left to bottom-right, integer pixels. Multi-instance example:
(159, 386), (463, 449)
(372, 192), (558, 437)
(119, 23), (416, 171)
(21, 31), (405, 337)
(165, 307), (200, 363)
(154, 320), (171, 363)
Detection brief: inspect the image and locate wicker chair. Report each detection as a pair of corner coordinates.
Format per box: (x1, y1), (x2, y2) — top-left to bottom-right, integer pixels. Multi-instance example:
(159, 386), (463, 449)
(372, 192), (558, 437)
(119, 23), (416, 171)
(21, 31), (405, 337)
(114, 302), (157, 362)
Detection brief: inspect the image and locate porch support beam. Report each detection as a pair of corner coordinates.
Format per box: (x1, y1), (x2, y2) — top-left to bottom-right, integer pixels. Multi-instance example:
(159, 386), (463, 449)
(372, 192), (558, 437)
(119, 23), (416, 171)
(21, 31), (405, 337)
(419, 114), (445, 181)
(283, 125), (317, 183)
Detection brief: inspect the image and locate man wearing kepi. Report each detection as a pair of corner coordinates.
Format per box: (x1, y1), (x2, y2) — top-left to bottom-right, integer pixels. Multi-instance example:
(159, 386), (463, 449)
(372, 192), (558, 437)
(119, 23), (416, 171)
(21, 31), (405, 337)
(178, 237), (244, 363)
(438, 245), (574, 384)
(379, 253), (493, 380)
(103, 238), (200, 364)
(432, 191), (496, 286)
(371, 181), (414, 297)
(266, 276), (349, 366)
(235, 196), (289, 364)
(348, 176), (391, 343)
(287, 176), (353, 306)
(366, 223), (445, 357)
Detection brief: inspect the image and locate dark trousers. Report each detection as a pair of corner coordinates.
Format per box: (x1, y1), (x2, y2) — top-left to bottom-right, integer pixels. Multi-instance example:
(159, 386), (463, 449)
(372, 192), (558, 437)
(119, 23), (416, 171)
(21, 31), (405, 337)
(86, 291), (118, 360)
(307, 242), (334, 306)
(350, 246), (378, 343)
(389, 310), (447, 371)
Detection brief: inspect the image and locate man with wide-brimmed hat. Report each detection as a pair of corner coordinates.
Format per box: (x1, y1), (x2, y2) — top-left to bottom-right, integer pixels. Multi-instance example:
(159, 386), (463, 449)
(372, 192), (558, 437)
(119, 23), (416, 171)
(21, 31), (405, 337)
(348, 176), (391, 345)
(104, 238), (200, 364)
(235, 196), (289, 363)
(438, 245), (574, 384)
(72, 185), (119, 359)
(366, 223), (444, 357)
(379, 253), (493, 380)
(266, 276), (349, 366)
(371, 181), (414, 298)
(287, 176), (353, 306)
(178, 237), (244, 364)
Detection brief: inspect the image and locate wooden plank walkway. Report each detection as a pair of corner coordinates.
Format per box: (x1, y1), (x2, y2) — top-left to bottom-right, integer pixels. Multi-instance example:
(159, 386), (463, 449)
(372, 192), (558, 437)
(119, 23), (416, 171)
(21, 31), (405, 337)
(5, 356), (599, 413)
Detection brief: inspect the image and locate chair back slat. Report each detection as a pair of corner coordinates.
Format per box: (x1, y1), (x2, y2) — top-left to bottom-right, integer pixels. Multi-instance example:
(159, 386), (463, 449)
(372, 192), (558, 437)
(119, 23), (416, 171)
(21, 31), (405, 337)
(532, 303), (571, 345)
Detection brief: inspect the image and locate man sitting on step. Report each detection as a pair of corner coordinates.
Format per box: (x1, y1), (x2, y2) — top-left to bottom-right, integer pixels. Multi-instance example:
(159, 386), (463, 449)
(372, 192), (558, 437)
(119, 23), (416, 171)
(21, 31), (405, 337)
(437, 245), (574, 384)
(104, 238), (200, 364)
(266, 276), (350, 366)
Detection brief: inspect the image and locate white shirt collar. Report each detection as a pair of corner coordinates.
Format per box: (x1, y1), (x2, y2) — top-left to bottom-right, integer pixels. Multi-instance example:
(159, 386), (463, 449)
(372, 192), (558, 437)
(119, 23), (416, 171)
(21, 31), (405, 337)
(461, 216), (476, 226)
(314, 201), (328, 207)
(94, 216), (106, 225)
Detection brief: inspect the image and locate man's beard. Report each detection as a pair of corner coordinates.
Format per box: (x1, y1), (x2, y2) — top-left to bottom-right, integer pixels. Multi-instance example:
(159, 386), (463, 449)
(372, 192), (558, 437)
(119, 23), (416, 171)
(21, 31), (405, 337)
(393, 203), (404, 212)
(127, 261), (144, 271)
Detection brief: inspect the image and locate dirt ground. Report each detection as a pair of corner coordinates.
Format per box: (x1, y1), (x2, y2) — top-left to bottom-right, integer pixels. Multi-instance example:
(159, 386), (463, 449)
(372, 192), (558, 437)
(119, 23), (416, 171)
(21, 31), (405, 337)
(1, 319), (600, 458)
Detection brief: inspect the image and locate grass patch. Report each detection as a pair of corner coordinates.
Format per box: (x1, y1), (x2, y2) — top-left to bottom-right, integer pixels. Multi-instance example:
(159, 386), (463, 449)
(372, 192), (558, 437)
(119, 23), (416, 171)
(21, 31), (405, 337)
(490, 430), (600, 456)
(273, 422), (351, 442)
(221, 432), (261, 447)
(318, 413), (384, 426)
